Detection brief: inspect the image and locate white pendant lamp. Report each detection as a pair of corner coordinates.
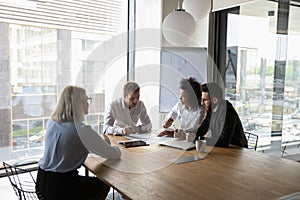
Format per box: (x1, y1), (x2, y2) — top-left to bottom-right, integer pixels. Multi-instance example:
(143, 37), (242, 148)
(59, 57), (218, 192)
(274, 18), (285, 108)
(162, 0), (196, 46)
(183, 0), (211, 21)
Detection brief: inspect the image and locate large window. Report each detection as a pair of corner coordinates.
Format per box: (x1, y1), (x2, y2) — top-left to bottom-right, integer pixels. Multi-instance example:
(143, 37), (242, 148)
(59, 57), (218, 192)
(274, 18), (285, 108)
(0, 0), (128, 167)
(224, 0), (300, 157)
(135, 0), (162, 130)
(8, 25), (58, 164)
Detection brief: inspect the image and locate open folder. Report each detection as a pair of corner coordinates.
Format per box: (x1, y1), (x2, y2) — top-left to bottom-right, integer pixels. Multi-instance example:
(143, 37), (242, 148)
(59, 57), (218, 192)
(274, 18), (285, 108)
(158, 138), (195, 151)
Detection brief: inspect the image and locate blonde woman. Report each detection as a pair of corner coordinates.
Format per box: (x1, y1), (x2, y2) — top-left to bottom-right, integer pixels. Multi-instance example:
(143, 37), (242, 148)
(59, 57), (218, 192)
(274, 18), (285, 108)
(36, 85), (121, 200)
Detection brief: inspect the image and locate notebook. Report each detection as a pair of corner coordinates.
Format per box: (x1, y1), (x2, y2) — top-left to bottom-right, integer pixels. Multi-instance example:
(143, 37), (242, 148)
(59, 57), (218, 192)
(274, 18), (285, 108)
(158, 138), (195, 151)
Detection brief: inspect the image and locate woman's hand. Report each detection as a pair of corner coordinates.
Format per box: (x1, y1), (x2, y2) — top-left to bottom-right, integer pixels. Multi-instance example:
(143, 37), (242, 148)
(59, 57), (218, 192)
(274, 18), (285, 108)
(157, 130), (174, 137)
(173, 129), (185, 139)
(163, 118), (174, 128)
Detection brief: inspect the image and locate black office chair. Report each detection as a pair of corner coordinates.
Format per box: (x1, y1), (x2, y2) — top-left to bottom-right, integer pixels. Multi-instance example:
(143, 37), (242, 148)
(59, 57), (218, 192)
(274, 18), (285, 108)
(3, 162), (43, 200)
(245, 132), (258, 151)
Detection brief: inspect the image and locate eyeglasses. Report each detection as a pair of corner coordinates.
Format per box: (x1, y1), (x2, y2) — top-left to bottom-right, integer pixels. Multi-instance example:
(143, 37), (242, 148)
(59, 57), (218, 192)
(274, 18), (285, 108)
(87, 97), (92, 104)
(202, 98), (210, 103)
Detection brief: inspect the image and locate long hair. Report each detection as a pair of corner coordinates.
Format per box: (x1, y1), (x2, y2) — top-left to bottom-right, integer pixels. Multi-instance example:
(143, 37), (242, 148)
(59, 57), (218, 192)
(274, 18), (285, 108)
(51, 85), (87, 122)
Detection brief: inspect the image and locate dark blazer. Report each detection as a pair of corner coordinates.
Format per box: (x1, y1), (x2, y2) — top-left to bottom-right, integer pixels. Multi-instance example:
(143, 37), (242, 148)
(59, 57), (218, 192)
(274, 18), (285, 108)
(196, 100), (248, 148)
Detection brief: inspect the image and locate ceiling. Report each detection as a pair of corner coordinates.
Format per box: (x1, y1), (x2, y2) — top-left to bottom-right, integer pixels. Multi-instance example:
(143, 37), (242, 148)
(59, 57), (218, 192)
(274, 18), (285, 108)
(240, 0), (300, 35)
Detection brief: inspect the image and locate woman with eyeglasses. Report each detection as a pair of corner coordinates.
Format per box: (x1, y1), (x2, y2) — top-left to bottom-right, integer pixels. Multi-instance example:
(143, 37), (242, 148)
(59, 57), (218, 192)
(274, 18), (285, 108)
(36, 85), (121, 200)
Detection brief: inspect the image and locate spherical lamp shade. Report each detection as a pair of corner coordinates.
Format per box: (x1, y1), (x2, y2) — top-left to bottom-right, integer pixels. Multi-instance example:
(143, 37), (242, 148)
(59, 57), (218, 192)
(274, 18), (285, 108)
(162, 10), (196, 46)
(183, 0), (211, 20)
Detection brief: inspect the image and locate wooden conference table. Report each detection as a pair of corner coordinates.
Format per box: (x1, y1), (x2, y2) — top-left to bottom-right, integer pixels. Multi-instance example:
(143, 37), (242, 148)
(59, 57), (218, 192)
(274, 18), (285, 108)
(84, 135), (300, 200)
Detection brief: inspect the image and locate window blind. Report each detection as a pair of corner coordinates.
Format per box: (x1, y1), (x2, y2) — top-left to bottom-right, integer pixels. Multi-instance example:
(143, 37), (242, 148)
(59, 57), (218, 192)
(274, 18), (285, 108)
(0, 0), (125, 34)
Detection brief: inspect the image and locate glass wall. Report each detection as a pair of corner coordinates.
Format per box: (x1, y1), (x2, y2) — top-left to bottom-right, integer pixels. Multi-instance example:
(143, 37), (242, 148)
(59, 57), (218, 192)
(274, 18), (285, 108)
(0, 0), (128, 167)
(282, 2), (300, 158)
(135, 0), (162, 130)
(225, 0), (300, 157)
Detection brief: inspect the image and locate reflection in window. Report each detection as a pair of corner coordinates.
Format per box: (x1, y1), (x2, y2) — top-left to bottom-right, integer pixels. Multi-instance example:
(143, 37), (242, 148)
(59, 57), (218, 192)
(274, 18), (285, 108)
(225, 1), (300, 158)
(1, 0), (129, 167)
(226, 6), (278, 151)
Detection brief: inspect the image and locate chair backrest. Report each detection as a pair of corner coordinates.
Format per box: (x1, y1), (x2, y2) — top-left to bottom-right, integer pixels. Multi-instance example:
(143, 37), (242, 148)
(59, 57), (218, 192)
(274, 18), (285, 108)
(3, 162), (42, 200)
(245, 132), (258, 151)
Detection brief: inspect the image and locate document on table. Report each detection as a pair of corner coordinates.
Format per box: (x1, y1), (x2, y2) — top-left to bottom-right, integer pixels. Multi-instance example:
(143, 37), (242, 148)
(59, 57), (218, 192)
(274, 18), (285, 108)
(124, 132), (162, 144)
(158, 138), (196, 150)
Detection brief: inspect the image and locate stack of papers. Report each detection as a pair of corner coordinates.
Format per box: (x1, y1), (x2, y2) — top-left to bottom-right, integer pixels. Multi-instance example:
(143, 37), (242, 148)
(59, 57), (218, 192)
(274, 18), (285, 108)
(123, 132), (195, 151)
(124, 133), (160, 144)
(158, 138), (195, 150)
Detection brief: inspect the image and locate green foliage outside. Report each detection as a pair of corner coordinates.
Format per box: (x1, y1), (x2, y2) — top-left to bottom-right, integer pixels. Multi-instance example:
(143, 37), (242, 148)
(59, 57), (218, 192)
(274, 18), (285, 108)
(13, 126), (43, 137)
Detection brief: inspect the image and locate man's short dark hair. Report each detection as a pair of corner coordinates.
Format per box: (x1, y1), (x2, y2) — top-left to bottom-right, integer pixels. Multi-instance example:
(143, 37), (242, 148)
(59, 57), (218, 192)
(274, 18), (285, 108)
(201, 83), (208, 93)
(206, 82), (223, 99)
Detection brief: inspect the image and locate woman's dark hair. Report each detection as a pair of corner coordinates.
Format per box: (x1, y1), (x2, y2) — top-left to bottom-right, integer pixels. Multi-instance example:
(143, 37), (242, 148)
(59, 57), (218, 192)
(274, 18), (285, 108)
(179, 77), (202, 107)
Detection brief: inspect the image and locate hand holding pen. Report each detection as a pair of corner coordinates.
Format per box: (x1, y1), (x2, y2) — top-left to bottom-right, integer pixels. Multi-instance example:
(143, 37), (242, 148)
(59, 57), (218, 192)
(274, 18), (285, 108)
(157, 123), (176, 137)
(122, 126), (136, 135)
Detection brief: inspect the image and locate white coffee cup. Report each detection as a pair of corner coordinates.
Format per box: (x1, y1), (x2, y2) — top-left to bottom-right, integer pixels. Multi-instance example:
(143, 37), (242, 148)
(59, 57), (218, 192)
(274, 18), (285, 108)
(196, 140), (206, 153)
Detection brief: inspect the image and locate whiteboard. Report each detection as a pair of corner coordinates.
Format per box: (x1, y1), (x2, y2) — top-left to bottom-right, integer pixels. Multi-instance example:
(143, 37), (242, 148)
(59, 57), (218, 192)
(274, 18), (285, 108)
(159, 47), (207, 113)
